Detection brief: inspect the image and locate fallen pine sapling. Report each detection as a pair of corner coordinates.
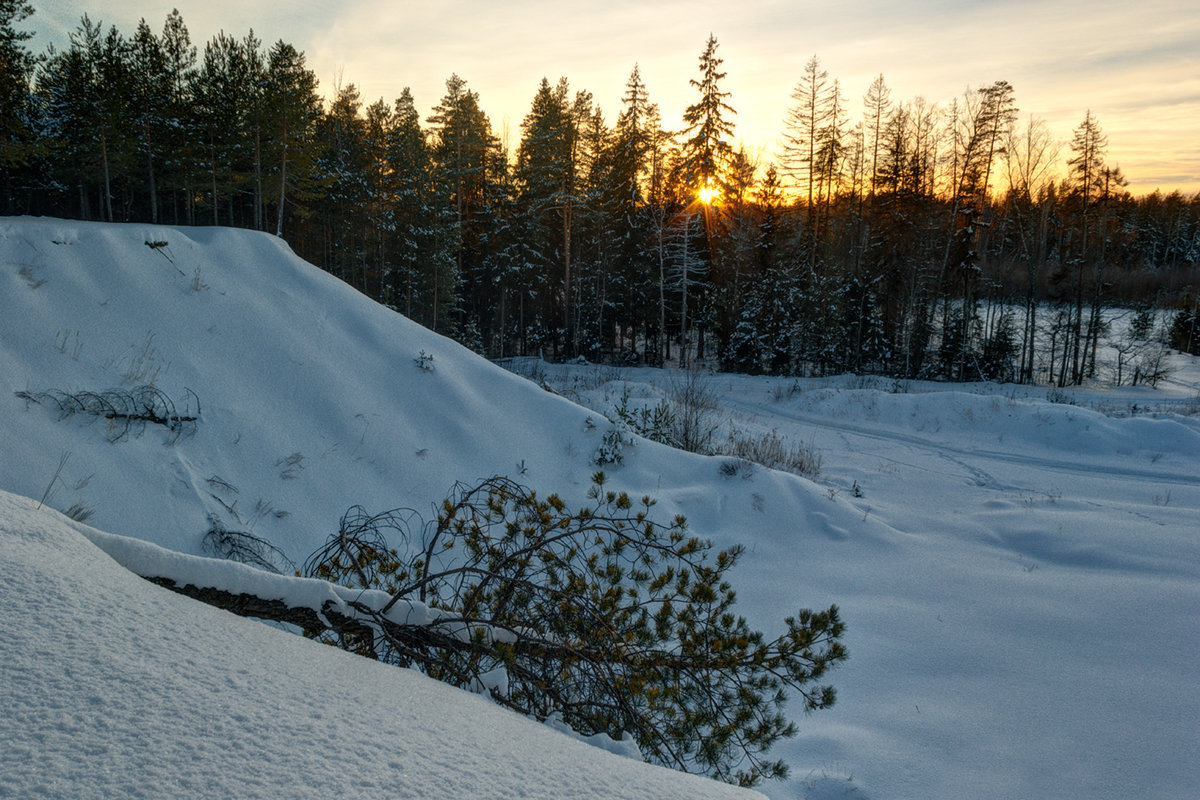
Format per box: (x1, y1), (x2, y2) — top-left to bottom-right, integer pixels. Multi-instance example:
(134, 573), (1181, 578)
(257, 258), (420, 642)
(304, 471), (846, 786)
(15, 385), (199, 442)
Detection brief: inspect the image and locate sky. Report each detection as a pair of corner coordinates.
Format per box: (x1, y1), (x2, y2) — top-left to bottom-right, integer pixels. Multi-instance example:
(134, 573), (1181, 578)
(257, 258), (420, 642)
(25, 0), (1200, 196)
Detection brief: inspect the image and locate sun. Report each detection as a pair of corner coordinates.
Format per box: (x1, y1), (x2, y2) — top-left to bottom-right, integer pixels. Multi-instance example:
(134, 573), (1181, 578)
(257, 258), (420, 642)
(697, 183), (720, 205)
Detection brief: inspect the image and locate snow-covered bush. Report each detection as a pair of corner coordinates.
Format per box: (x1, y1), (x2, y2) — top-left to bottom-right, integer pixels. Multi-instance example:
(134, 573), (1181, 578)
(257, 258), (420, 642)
(613, 388), (678, 448)
(593, 424), (633, 466)
(413, 350), (436, 371)
(720, 427), (822, 479)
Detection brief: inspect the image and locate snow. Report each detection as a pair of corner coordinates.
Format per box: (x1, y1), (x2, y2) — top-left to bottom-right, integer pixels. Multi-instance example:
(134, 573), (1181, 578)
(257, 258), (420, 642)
(79, 520), (435, 627)
(0, 491), (756, 800)
(3, 217), (1199, 798)
(537, 367), (1200, 800)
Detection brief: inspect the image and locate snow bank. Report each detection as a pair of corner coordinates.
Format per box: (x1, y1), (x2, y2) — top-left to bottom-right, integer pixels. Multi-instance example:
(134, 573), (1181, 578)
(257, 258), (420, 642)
(0, 490), (760, 800)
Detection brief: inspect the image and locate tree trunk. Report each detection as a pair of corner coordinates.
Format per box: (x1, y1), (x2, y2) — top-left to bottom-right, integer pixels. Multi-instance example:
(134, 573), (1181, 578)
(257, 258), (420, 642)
(100, 123), (114, 223)
(254, 127), (263, 231)
(562, 197), (573, 358)
(276, 120), (289, 237)
(144, 121), (158, 225)
(209, 134), (219, 226)
(144, 576), (378, 658)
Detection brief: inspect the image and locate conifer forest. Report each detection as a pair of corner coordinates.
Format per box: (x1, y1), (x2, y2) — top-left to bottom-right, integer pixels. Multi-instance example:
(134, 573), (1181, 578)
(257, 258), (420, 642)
(4, 5), (1199, 383)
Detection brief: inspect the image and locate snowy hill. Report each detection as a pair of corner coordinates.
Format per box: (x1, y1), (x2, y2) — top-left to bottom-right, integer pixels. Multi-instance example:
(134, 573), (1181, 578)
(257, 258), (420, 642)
(0, 218), (868, 562)
(3, 217), (1200, 799)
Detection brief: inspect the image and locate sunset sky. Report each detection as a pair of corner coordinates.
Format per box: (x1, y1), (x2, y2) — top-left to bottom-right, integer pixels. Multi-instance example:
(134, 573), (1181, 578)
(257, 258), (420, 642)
(27, 0), (1200, 196)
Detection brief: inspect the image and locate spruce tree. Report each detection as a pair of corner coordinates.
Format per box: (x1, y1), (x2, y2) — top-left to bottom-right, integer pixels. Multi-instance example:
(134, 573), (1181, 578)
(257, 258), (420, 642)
(681, 34), (735, 200)
(386, 88), (450, 325)
(680, 35), (736, 362)
(517, 77), (576, 355)
(607, 66), (660, 361)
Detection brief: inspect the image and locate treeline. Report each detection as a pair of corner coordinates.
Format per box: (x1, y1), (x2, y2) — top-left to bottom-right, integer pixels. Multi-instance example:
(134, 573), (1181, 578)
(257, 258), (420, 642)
(3, 5), (1199, 383)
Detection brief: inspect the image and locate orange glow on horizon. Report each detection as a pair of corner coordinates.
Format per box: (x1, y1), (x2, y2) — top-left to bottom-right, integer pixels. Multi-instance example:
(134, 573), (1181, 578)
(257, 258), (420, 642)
(25, 1), (1200, 197)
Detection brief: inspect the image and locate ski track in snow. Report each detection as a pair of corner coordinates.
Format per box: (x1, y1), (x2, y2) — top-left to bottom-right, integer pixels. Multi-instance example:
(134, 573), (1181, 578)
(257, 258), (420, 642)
(725, 396), (1200, 489)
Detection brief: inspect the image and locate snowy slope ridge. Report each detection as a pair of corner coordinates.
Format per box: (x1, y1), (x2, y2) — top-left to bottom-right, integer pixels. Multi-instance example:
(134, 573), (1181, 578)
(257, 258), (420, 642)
(0, 217), (877, 563)
(0, 491), (760, 800)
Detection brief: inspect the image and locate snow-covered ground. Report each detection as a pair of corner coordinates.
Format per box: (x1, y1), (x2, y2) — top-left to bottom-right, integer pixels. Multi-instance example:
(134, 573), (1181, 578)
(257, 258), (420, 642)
(535, 364), (1200, 799)
(2, 218), (1198, 799)
(0, 491), (758, 800)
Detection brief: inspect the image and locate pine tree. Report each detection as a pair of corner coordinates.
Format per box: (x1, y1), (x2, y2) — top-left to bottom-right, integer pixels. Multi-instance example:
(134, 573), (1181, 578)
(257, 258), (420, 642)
(37, 15), (113, 220)
(193, 31), (254, 225)
(240, 32), (267, 230)
(1062, 109), (1108, 383)
(1068, 110), (1106, 210)
(363, 97), (398, 303)
(262, 40), (320, 237)
(938, 80), (1016, 380)
(316, 82), (371, 288)
(127, 20), (168, 222)
(428, 74), (497, 335)
(304, 474), (846, 787)
(0, 0), (37, 213)
(158, 8), (197, 224)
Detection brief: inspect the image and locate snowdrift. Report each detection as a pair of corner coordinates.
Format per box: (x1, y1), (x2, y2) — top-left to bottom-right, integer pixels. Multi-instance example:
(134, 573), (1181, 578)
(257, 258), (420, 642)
(0, 491), (760, 800)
